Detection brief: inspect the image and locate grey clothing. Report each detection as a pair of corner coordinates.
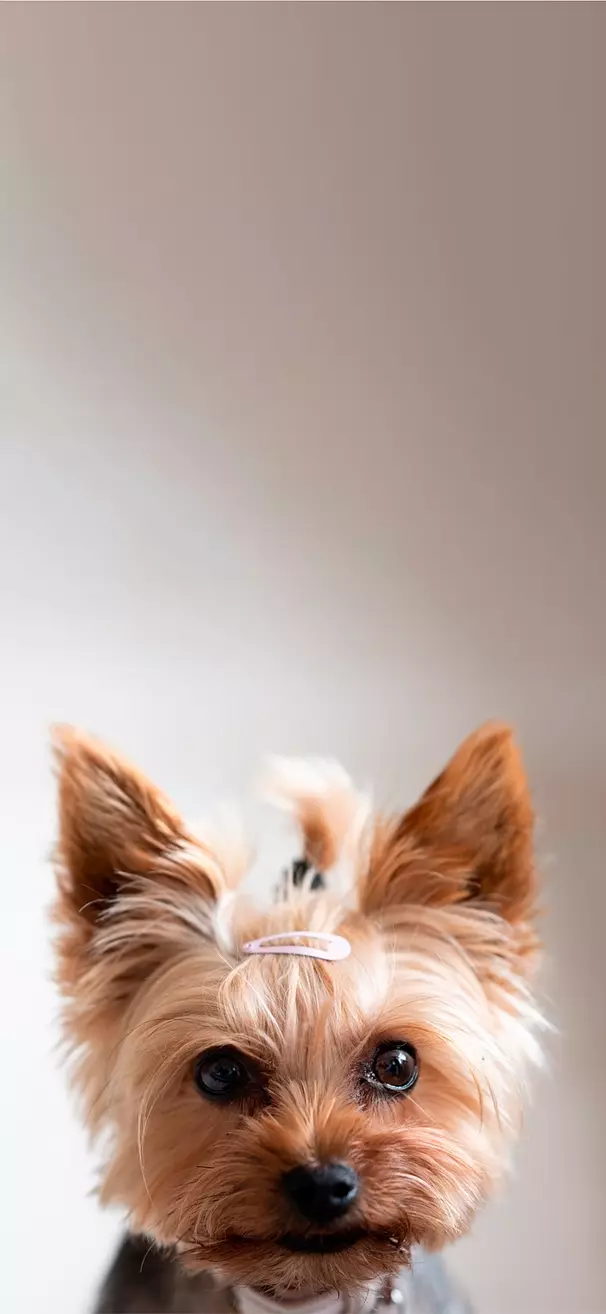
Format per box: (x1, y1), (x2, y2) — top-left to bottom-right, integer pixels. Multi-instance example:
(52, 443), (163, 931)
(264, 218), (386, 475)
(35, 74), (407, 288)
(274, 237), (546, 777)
(94, 1235), (472, 1314)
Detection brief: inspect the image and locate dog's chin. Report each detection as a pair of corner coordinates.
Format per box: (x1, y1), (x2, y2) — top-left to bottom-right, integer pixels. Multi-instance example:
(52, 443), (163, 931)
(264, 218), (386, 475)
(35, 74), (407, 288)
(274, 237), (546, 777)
(180, 1228), (410, 1292)
(277, 1229), (366, 1255)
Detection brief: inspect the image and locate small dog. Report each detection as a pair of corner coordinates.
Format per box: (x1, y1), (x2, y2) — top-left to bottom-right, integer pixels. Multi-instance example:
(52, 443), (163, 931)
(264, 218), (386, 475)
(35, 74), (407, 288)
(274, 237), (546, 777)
(52, 724), (543, 1313)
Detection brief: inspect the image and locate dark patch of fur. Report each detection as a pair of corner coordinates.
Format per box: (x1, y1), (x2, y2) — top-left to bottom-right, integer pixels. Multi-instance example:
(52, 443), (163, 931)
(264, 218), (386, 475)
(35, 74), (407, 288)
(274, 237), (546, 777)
(93, 1236), (233, 1313)
(275, 857), (325, 902)
(94, 1236), (472, 1313)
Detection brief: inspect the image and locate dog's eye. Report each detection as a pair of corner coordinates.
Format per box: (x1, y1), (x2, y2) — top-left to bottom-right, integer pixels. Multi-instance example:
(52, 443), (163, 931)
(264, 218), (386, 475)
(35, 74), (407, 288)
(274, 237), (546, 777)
(369, 1042), (418, 1093)
(194, 1047), (252, 1100)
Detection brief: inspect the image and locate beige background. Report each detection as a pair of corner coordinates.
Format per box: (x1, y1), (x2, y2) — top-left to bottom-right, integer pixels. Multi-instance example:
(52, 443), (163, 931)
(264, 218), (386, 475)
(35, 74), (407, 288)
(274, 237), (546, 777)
(0, 6), (604, 1313)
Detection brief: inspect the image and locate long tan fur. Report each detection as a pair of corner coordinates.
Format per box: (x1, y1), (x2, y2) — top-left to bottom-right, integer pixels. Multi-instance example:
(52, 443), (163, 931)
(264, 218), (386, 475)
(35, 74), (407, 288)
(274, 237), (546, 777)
(52, 724), (544, 1295)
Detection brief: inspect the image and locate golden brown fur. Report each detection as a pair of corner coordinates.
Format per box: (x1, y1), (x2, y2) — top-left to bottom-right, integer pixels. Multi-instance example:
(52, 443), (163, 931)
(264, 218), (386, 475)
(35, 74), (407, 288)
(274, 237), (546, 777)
(52, 723), (543, 1296)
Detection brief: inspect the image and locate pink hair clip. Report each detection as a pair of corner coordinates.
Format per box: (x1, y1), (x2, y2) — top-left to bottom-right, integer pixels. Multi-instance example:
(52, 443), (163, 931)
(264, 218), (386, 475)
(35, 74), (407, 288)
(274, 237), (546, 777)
(243, 931), (351, 962)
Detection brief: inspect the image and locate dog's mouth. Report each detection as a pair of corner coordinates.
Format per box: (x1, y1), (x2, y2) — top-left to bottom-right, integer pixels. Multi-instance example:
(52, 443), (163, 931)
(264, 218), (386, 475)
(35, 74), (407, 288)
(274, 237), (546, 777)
(277, 1229), (366, 1254)
(179, 1226), (411, 1293)
(182, 1226), (407, 1266)
(217, 1227), (403, 1256)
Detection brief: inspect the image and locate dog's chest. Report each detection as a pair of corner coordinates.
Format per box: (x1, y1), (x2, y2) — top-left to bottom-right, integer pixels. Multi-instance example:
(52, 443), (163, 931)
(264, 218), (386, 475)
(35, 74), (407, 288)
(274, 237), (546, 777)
(94, 1237), (471, 1314)
(234, 1283), (382, 1314)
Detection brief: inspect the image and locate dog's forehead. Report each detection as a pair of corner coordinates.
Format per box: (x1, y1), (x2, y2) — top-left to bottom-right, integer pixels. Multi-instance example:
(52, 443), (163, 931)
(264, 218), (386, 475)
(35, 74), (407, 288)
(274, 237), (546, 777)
(211, 914), (392, 1080)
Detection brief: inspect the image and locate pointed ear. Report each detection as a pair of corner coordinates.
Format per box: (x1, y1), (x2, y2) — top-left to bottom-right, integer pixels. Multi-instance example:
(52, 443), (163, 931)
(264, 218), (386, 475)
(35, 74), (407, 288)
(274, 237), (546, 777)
(361, 723), (537, 924)
(53, 727), (225, 928)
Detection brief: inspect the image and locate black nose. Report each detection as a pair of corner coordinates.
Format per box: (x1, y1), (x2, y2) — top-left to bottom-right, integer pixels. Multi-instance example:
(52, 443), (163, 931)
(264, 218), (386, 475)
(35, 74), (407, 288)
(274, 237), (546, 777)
(283, 1161), (360, 1224)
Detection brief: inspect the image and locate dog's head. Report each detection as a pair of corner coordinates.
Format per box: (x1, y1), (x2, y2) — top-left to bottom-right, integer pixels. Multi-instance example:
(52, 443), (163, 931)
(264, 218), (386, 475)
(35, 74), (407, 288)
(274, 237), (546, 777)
(53, 725), (542, 1294)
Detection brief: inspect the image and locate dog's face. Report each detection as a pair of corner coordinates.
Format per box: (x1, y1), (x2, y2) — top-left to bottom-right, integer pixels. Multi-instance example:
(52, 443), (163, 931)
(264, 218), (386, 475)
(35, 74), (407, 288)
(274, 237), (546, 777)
(53, 726), (542, 1294)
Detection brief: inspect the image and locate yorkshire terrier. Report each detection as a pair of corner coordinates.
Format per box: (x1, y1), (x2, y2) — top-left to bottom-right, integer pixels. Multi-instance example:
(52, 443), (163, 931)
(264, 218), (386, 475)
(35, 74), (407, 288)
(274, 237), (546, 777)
(52, 723), (543, 1314)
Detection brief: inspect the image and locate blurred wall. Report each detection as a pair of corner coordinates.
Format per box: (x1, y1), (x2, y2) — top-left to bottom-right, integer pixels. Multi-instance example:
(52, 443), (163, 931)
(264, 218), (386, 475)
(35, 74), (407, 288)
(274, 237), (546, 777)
(0, 7), (604, 1313)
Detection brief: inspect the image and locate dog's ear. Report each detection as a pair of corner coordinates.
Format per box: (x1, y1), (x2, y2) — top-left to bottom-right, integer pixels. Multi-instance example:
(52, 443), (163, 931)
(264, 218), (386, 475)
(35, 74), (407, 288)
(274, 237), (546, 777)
(54, 727), (225, 924)
(52, 726), (245, 1007)
(360, 724), (537, 926)
(52, 731), (242, 1116)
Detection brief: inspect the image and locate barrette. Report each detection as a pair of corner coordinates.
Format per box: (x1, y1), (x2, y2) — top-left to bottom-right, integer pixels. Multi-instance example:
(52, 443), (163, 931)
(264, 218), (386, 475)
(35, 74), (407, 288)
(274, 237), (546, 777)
(243, 930), (351, 962)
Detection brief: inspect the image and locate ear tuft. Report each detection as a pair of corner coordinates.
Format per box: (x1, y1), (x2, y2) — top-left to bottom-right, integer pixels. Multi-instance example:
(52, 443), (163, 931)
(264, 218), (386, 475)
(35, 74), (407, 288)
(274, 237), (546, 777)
(53, 727), (221, 922)
(361, 723), (537, 924)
